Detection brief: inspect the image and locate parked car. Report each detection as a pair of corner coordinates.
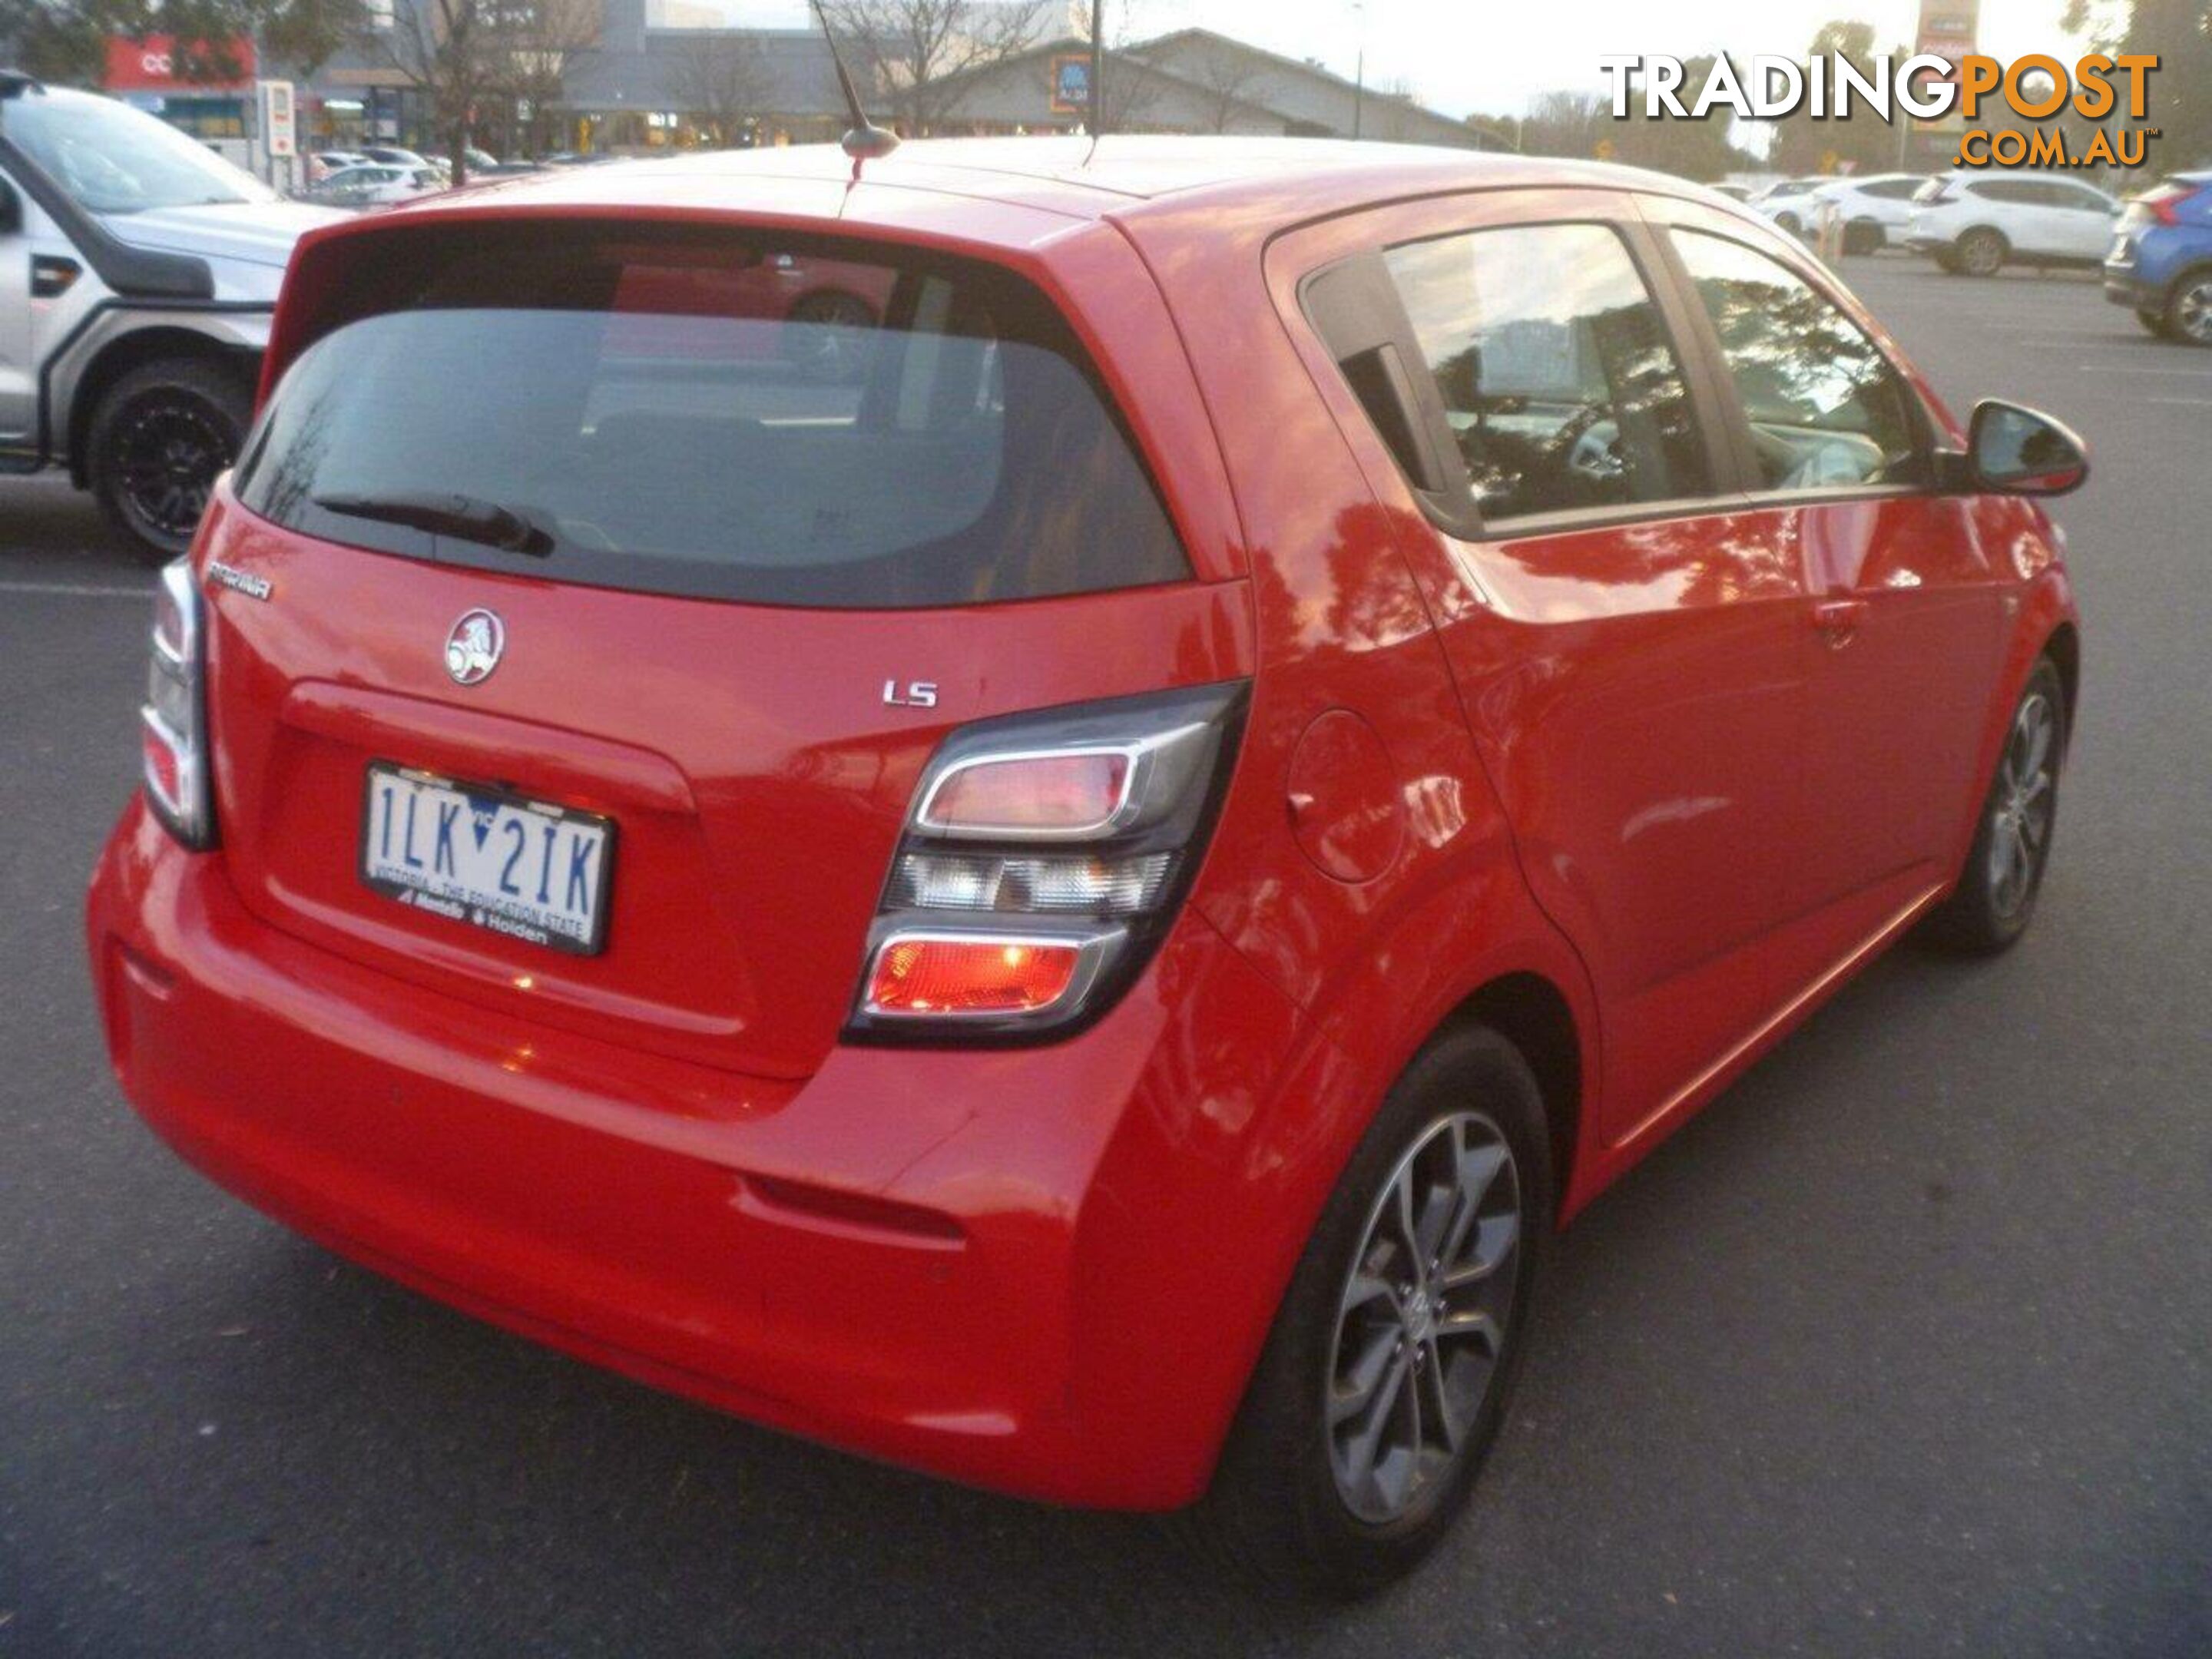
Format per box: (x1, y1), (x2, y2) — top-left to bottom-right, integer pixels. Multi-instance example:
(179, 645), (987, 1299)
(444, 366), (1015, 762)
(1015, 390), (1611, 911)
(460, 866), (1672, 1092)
(611, 248), (898, 380)
(303, 162), (444, 208)
(1905, 172), (2120, 275)
(1748, 175), (1831, 236)
(88, 139), (2085, 1596)
(2104, 171), (2212, 345)
(306, 148), (368, 184)
(359, 144), (436, 171)
(0, 73), (345, 558)
(1808, 171), (1931, 253)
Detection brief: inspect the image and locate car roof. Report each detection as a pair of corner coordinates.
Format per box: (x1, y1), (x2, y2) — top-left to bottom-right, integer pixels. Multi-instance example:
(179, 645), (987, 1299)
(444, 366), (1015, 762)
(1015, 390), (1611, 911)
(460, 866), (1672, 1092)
(391, 135), (1735, 242)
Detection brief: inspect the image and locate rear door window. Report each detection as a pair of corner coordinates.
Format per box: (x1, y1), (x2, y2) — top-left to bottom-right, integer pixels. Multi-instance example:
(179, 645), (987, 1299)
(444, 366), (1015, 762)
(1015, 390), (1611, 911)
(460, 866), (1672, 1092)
(237, 227), (1189, 608)
(1377, 221), (1709, 524)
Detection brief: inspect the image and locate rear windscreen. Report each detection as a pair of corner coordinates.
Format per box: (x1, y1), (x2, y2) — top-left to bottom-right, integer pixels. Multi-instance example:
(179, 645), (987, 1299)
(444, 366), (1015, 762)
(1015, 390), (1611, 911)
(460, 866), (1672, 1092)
(236, 226), (1190, 608)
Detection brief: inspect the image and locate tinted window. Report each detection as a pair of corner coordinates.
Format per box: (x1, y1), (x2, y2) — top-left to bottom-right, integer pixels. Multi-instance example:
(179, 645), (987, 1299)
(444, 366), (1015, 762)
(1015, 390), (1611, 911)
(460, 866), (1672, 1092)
(1672, 230), (1926, 493)
(1862, 177), (1923, 200)
(1973, 180), (2038, 205)
(1381, 223), (1707, 523)
(239, 228), (1187, 608)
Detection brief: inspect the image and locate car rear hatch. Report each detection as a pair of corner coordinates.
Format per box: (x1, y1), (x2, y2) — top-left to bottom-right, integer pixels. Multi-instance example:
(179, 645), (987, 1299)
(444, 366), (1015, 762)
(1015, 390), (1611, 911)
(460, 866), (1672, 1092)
(200, 207), (1250, 1081)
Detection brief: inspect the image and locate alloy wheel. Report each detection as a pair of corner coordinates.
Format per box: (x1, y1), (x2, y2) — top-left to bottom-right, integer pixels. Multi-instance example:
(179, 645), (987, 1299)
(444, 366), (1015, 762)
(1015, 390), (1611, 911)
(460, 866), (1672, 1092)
(2175, 278), (2212, 346)
(1959, 230), (2004, 276)
(1326, 1111), (1522, 1525)
(112, 392), (233, 546)
(1988, 690), (2058, 919)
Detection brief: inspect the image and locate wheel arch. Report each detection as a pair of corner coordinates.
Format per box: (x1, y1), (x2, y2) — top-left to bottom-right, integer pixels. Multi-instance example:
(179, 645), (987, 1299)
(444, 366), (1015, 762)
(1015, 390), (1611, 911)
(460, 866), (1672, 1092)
(1444, 972), (1584, 1219)
(65, 326), (257, 486)
(2043, 619), (2081, 735)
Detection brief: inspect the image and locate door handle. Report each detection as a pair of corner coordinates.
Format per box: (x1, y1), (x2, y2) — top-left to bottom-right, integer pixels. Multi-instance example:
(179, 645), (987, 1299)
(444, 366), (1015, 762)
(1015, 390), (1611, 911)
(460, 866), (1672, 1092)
(1812, 598), (1868, 645)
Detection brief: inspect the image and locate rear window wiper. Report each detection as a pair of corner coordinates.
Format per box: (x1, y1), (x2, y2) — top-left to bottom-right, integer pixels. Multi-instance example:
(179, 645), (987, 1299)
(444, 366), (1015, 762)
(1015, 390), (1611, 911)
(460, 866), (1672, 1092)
(313, 491), (555, 556)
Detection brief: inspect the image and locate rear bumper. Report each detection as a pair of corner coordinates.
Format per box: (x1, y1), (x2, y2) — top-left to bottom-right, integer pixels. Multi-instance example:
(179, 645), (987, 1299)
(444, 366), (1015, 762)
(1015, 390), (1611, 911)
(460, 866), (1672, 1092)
(87, 798), (1314, 1508)
(2103, 267), (2156, 310)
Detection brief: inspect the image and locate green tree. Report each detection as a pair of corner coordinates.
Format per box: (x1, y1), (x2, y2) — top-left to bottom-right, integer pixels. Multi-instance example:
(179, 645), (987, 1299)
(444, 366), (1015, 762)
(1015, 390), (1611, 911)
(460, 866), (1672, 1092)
(1771, 20), (1911, 176)
(1, 0), (370, 85)
(2065, 0), (2212, 168)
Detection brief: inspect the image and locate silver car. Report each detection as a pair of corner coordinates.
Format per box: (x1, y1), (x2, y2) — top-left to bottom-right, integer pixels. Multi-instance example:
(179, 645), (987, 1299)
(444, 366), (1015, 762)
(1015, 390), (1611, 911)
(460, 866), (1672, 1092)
(0, 73), (343, 558)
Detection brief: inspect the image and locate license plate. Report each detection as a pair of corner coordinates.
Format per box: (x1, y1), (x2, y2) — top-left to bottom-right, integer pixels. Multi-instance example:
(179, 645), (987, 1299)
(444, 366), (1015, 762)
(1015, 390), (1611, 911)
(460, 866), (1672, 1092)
(360, 763), (614, 955)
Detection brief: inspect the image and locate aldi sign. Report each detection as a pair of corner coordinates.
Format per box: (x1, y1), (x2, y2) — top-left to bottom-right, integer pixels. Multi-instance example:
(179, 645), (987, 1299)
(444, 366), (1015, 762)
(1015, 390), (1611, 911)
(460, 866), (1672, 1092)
(1051, 54), (1091, 116)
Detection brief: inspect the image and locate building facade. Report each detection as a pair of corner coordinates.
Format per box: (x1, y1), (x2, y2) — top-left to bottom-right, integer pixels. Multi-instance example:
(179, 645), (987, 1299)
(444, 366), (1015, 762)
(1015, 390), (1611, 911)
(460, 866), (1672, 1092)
(111, 4), (1488, 162)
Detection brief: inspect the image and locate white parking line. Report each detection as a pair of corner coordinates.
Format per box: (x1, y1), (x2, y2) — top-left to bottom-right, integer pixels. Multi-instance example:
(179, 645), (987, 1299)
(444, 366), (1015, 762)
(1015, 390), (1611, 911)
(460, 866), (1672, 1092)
(2075, 363), (2212, 376)
(0, 580), (152, 600)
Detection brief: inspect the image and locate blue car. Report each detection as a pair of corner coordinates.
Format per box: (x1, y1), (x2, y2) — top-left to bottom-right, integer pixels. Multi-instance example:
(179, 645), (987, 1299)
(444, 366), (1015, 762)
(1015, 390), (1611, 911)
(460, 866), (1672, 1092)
(2105, 171), (2212, 346)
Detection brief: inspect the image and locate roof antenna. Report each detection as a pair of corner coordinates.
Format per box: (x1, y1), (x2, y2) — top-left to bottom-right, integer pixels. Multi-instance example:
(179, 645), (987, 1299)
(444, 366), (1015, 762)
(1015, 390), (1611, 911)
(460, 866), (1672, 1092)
(807, 0), (899, 164)
(1087, 0), (1104, 137)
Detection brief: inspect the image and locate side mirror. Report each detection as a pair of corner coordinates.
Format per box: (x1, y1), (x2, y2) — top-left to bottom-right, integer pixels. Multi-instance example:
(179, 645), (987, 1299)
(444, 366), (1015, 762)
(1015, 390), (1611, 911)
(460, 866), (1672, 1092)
(0, 178), (19, 235)
(1965, 399), (2089, 497)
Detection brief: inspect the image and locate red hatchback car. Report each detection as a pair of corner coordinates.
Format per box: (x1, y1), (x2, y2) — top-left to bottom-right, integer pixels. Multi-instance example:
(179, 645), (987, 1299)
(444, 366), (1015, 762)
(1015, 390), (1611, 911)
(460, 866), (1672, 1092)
(88, 139), (2083, 1593)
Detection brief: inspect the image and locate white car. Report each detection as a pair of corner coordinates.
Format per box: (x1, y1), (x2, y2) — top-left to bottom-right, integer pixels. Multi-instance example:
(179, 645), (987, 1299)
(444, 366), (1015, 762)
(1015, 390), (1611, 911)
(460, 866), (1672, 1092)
(1904, 172), (2121, 276)
(308, 163), (443, 208)
(1747, 177), (1832, 237)
(1806, 173), (1931, 253)
(306, 149), (368, 184)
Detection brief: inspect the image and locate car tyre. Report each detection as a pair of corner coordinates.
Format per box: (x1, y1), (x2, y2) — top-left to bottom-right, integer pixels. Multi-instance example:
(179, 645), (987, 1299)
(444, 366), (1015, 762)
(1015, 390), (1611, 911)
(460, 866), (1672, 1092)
(1775, 211), (1802, 237)
(1174, 1024), (1551, 1599)
(2163, 270), (2212, 347)
(1955, 227), (2007, 277)
(1925, 658), (2065, 955)
(88, 356), (253, 565)
(1843, 219), (1883, 256)
(2134, 307), (2170, 337)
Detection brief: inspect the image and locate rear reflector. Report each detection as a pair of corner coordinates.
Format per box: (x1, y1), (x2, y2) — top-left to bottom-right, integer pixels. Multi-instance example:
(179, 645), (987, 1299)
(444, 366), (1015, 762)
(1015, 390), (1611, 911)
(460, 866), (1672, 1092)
(865, 935), (1084, 1016)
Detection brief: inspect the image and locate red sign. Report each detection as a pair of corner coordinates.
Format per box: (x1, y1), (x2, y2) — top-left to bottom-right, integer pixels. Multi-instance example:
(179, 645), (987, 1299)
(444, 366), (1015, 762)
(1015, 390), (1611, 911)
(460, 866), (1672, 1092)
(103, 35), (258, 94)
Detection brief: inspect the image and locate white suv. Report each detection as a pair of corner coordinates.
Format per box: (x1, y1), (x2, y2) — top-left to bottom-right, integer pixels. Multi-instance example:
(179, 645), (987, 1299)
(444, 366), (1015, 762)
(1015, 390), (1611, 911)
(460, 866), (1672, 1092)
(1809, 174), (1931, 254)
(1904, 172), (2121, 276)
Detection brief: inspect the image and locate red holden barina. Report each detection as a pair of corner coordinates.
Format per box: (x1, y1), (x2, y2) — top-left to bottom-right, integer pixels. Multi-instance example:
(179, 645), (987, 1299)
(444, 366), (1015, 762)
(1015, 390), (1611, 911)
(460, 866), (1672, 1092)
(88, 138), (2084, 1594)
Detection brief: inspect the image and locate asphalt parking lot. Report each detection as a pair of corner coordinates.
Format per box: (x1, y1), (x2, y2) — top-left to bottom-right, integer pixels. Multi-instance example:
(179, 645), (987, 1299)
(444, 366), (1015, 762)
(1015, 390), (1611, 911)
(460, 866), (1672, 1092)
(2, 260), (2207, 1657)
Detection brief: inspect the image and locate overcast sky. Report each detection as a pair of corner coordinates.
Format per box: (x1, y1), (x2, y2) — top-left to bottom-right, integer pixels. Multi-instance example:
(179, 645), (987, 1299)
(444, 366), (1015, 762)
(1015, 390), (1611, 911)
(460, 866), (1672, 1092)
(728, 0), (2091, 118)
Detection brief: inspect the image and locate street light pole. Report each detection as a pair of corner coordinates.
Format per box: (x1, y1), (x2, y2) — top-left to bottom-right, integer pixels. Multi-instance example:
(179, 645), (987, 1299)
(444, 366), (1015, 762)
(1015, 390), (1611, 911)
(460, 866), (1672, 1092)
(1088, 0), (1103, 137)
(1352, 1), (1365, 139)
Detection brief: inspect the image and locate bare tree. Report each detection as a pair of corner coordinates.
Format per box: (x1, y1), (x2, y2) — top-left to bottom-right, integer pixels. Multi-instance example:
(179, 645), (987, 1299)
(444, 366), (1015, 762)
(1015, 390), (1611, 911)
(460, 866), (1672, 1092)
(819, 0), (1041, 134)
(372, 0), (507, 182)
(371, 0), (599, 179)
(496, 0), (601, 158)
(1178, 38), (1260, 133)
(664, 31), (770, 146)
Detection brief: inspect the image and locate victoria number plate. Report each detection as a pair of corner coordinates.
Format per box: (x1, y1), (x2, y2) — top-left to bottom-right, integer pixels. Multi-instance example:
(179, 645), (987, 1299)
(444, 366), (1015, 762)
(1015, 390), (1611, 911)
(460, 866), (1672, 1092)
(360, 763), (614, 955)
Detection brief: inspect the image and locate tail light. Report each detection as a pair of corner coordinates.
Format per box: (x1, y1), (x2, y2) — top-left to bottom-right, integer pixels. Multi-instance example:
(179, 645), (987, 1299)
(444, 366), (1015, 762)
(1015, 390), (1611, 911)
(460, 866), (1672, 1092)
(141, 560), (214, 849)
(2144, 184), (2204, 227)
(847, 681), (1247, 1042)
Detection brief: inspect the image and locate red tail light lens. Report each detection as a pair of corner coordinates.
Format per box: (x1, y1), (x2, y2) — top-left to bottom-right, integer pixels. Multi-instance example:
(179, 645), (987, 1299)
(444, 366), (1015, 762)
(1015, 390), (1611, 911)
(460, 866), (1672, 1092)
(847, 682), (1247, 1043)
(865, 935), (1088, 1016)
